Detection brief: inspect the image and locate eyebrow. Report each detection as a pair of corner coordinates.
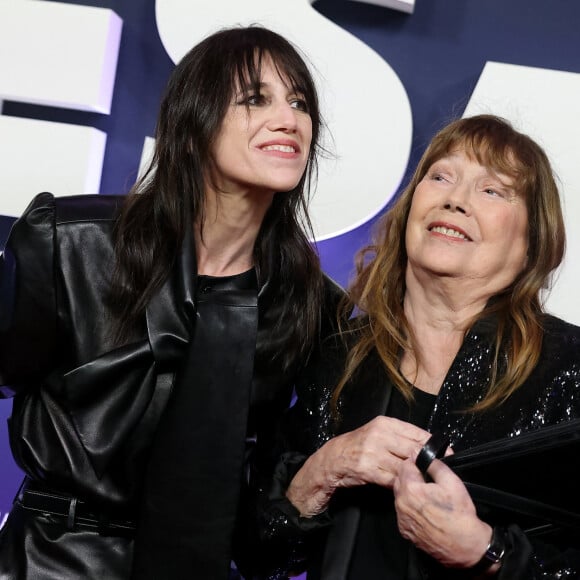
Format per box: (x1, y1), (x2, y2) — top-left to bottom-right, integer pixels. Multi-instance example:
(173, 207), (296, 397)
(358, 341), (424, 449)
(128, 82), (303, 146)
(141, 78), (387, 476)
(238, 79), (305, 96)
(434, 157), (516, 188)
(482, 166), (515, 187)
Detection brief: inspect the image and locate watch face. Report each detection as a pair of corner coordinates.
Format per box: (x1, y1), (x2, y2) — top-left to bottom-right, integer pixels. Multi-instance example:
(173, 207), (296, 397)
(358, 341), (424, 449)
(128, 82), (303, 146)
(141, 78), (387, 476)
(486, 527), (506, 563)
(485, 544), (504, 564)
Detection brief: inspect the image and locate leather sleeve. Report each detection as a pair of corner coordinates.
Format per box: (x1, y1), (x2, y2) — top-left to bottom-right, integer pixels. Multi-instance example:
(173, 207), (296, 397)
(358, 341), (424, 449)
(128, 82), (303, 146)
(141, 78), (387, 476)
(0, 192), (58, 395)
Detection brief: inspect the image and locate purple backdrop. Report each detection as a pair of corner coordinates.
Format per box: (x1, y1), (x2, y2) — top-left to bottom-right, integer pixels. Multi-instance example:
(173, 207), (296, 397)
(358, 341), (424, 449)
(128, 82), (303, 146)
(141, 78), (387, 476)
(2, 0), (580, 547)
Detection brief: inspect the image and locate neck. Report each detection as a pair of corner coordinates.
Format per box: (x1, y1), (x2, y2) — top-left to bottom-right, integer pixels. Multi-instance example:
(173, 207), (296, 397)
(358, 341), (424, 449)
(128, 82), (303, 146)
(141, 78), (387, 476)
(401, 269), (489, 394)
(404, 265), (491, 328)
(195, 188), (274, 277)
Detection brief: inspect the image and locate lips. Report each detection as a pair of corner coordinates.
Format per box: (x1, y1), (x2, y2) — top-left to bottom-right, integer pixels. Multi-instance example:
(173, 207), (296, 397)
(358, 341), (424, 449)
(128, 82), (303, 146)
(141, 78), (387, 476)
(258, 139), (300, 154)
(429, 224), (472, 241)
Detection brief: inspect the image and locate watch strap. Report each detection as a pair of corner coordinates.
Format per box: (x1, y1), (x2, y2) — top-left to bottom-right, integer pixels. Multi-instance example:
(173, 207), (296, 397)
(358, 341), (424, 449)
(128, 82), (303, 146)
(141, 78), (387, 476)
(469, 526), (506, 575)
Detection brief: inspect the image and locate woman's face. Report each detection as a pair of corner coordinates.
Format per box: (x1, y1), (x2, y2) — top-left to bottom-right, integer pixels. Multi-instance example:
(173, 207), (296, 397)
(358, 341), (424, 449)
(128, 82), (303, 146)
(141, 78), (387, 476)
(405, 149), (529, 296)
(208, 57), (313, 199)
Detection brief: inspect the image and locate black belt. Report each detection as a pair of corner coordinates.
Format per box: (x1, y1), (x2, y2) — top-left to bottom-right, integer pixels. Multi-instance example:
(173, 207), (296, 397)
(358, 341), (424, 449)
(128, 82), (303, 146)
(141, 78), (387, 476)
(15, 480), (136, 536)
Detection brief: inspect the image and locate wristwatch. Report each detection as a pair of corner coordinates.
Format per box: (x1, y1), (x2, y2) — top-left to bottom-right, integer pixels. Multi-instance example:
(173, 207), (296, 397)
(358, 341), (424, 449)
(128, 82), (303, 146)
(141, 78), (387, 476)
(469, 526), (506, 575)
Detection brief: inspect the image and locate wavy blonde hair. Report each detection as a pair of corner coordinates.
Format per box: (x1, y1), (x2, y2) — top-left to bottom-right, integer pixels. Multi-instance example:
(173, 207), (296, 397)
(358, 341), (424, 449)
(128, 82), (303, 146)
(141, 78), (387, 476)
(334, 114), (565, 412)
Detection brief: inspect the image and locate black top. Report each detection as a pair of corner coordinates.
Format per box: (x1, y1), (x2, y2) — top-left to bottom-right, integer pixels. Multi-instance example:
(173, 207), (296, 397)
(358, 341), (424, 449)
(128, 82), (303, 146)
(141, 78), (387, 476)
(134, 264), (260, 578)
(197, 268), (263, 436)
(347, 386), (436, 579)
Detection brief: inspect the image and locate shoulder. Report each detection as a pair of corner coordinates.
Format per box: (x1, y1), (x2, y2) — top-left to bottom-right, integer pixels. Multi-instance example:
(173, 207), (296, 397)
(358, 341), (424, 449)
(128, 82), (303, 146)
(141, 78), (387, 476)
(321, 274), (346, 312)
(12, 192), (124, 231)
(322, 273), (346, 299)
(319, 274), (350, 335)
(7, 193), (124, 266)
(309, 316), (376, 389)
(531, 314), (580, 394)
(54, 193), (124, 225)
(541, 314), (580, 352)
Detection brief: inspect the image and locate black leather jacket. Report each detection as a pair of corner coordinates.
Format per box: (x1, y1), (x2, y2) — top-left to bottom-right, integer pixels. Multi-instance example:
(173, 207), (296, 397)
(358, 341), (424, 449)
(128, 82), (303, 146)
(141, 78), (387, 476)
(0, 192), (343, 580)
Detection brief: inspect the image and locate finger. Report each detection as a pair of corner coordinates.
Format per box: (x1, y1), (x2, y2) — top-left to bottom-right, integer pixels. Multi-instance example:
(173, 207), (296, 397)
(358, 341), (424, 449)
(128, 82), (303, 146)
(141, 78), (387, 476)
(369, 416), (431, 443)
(387, 417), (433, 444)
(350, 418), (429, 463)
(394, 457), (425, 494)
(415, 432), (450, 476)
(425, 458), (464, 488)
(377, 420), (433, 459)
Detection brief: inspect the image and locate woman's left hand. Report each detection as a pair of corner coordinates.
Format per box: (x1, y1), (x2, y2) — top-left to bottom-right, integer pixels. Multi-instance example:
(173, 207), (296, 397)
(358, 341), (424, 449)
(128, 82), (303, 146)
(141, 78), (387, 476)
(393, 456), (493, 569)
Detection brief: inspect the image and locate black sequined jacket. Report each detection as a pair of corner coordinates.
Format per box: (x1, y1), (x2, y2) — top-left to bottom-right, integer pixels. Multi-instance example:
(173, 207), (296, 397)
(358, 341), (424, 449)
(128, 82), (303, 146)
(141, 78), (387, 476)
(257, 315), (580, 579)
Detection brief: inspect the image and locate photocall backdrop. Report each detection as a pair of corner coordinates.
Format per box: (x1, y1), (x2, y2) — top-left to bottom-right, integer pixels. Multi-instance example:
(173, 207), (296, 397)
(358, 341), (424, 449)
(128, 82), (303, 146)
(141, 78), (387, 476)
(1, 0), (579, 532)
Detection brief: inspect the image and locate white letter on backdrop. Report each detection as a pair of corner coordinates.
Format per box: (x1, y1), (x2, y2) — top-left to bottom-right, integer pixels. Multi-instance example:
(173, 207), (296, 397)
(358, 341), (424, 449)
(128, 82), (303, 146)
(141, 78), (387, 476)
(350, 0), (415, 14)
(464, 61), (580, 324)
(0, 1), (122, 216)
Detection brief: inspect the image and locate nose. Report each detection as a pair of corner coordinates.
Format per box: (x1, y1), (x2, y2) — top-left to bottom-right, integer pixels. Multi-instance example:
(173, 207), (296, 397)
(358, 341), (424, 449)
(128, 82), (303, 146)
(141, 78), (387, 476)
(267, 100), (298, 133)
(443, 184), (470, 215)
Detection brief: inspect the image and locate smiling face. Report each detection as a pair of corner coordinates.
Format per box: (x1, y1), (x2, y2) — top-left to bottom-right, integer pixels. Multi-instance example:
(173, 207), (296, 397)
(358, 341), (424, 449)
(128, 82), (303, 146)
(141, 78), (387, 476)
(207, 57), (313, 200)
(405, 149), (529, 297)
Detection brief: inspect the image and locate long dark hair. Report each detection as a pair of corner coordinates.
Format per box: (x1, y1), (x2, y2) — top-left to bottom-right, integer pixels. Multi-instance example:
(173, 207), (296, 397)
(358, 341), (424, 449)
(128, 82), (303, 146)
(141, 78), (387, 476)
(110, 26), (325, 373)
(335, 115), (565, 410)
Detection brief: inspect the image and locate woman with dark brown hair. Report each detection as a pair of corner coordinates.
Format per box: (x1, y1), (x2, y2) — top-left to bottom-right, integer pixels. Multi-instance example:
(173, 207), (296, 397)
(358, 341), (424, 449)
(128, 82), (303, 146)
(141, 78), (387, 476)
(0, 26), (342, 580)
(260, 115), (580, 579)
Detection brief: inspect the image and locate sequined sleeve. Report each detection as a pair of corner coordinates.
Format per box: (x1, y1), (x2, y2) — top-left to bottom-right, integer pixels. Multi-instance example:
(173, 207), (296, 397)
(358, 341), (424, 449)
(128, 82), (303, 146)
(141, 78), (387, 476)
(506, 317), (580, 578)
(466, 316), (580, 579)
(253, 337), (345, 579)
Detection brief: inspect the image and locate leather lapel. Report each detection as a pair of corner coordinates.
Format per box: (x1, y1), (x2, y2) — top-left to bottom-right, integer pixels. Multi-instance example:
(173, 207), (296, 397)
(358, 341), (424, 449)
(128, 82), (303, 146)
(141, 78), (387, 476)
(145, 227), (197, 365)
(320, 505), (361, 580)
(339, 349), (393, 434)
(64, 234), (197, 478)
(321, 351), (393, 578)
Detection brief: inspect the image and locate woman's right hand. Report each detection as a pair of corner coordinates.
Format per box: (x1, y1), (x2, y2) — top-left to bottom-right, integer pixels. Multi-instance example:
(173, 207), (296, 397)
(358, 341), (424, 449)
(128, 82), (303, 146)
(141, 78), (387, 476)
(286, 416), (431, 517)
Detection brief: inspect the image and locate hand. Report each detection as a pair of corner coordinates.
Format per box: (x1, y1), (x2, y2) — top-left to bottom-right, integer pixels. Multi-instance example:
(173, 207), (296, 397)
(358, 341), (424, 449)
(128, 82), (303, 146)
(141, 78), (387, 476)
(393, 456), (492, 569)
(287, 416), (431, 517)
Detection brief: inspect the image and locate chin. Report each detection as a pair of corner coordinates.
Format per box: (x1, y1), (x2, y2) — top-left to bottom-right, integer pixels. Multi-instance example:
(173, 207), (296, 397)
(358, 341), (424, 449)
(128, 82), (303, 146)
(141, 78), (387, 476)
(269, 180), (303, 193)
(265, 169), (305, 190)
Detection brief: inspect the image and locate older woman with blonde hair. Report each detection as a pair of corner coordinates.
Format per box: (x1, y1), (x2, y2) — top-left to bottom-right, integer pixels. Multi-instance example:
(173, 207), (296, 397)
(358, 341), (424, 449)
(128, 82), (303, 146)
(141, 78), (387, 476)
(259, 114), (580, 579)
